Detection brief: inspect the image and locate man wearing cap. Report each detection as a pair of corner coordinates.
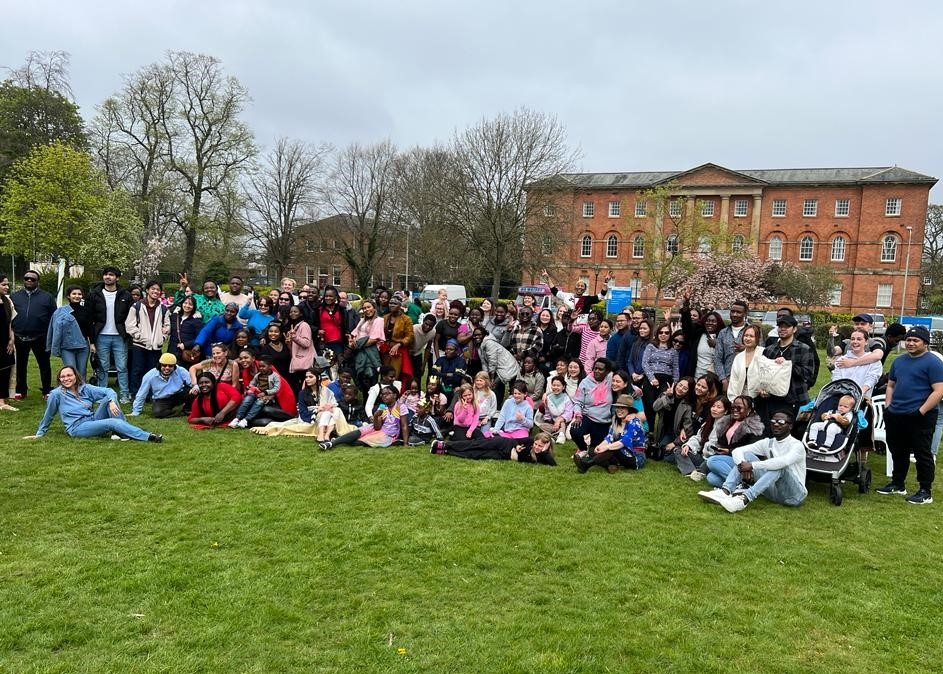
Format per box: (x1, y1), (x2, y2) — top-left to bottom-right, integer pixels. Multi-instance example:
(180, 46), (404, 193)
(758, 314), (814, 431)
(877, 325), (943, 505)
(11, 269), (57, 400)
(88, 266), (134, 402)
(130, 353), (193, 418)
(828, 313), (888, 368)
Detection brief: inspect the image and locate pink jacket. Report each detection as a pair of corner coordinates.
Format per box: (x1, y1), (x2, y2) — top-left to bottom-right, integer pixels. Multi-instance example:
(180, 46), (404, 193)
(288, 321), (316, 373)
(452, 401), (479, 429)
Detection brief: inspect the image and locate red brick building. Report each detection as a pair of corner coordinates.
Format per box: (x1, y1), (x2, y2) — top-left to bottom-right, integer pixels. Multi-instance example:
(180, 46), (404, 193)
(531, 164), (937, 314)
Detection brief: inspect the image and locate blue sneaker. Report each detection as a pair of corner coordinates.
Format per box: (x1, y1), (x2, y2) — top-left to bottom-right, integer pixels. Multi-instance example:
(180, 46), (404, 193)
(876, 483), (907, 496)
(906, 489), (933, 505)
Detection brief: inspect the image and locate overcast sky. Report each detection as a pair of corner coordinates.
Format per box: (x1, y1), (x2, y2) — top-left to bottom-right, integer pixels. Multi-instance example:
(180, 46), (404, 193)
(4, 0), (942, 202)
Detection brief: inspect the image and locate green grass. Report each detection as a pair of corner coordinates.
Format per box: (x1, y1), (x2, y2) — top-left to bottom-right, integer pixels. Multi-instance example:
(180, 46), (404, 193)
(1, 352), (940, 673)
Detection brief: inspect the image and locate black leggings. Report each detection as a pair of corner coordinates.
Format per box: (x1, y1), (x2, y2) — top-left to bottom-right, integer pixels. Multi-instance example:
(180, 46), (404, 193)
(570, 417), (611, 452)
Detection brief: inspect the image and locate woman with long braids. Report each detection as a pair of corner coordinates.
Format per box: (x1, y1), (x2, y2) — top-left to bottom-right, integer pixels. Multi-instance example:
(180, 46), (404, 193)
(188, 371), (243, 428)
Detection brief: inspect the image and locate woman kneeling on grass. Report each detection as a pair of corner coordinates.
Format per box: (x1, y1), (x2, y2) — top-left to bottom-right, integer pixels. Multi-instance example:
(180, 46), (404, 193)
(24, 366), (163, 442)
(319, 385), (408, 450)
(573, 394), (646, 473)
(188, 371), (243, 429)
(430, 431), (557, 466)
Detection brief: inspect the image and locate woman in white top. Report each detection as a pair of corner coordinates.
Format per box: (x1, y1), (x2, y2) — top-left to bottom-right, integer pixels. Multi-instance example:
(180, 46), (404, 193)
(727, 324), (764, 401)
(829, 328), (882, 396)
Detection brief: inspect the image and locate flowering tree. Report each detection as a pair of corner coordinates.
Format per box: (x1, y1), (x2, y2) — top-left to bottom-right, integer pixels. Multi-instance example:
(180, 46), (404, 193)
(665, 254), (772, 309)
(132, 235), (167, 282)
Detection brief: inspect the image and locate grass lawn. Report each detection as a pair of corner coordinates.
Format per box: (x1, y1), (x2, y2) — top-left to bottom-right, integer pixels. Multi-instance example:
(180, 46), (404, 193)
(1, 352), (941, 673)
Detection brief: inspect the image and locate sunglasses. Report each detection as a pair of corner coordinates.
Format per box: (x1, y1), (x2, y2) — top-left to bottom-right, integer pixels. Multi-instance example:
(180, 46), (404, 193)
(672, 339), (685, 345)
(658, 330), (671, 335)
(23, 276), (39, 282)
(770, 419), (791, 426)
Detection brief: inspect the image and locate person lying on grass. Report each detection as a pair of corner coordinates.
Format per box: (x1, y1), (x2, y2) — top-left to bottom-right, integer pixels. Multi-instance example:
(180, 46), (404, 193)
(572, 394), (646, 473)
(698, 411), (807, 513)
(319, 385), (408, 450)
(430, 431), (557, 466)
(188, 371), (243, 428)
(24, 365), (163, 443)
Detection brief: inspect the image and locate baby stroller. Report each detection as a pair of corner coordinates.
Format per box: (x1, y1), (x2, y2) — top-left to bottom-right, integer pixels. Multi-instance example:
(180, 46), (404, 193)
(801, 378), (871, 506)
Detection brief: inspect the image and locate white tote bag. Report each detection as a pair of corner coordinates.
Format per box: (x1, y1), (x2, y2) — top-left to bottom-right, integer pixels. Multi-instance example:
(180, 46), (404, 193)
(754, 353), (792, 397)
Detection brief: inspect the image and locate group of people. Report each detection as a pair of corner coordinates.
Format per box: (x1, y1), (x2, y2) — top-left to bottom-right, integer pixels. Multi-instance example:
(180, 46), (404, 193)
(8, 266), (941, 508)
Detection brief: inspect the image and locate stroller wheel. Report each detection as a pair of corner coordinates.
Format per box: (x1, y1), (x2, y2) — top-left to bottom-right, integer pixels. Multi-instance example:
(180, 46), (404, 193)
(858, 468), (872, 494)
(829, 482), (844, 506)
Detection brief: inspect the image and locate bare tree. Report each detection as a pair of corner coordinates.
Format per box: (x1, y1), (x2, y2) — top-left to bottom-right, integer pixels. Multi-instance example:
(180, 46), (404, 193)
(446, 108), (579, 298)
(244, 137), (330, 280)
(919, 204), (943, 312)
(6, 50), (74, 99)
(322, 140), (405, 294)
(160, 51), (256, 274)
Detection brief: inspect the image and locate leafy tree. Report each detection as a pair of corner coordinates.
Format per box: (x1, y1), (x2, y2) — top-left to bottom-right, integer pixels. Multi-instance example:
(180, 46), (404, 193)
(629, 182), (722, 306)
(919, 204), (943, 313)
(765, 262), (839, 312)
(0, 142), (106, 269)
(665, 253), (772, 309)
(0, 81), (87, 183)
(76, 187), (144, 275)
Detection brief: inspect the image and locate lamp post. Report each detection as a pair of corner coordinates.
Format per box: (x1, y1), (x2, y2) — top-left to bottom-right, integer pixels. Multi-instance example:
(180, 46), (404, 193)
(900, 225), (914, 322)
(592, 263), (601, 294)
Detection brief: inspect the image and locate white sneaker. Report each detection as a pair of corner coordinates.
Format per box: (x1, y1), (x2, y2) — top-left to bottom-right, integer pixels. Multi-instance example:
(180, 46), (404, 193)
(698, 488), (728, 505)
(688, 470), (704, 482)
(721, 494), (749, 513)
(228, 418), (240, 428)
(237, 419), (248, 428)
(556, 431), (567, 445)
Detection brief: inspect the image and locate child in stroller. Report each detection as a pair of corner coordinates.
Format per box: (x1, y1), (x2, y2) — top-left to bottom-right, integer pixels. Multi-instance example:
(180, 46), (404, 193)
(807, 394), (855, 449)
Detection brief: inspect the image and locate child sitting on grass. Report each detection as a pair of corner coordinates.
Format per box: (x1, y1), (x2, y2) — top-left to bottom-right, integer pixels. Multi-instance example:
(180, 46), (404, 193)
(229, 356), (280, 428)
(408, 396), (445, 446)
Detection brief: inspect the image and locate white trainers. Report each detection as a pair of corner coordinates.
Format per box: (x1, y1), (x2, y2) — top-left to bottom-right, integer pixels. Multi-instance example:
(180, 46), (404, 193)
(698, 488), (728, 505)
(556, 431), (567, 445)
(228, 418), (240, 428)
(688, 470), (704, 482)
(721, 494), (749, 513)
(237, 419), (248, 428)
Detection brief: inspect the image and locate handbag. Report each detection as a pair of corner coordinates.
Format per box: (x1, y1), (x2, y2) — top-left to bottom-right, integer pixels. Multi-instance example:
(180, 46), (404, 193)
(754, 353), (792, 398)
(176, 313), (200, 364)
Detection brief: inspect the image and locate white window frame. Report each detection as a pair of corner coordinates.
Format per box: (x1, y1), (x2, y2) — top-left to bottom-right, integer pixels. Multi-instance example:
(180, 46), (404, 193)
(668, 200), (682, 218)
(543, 204), (556, 217)
(876, 283), (893, 307)
(580, 235), (592, 257)
(608, 201), (620, 218)
(803, 199), (817, 217)
(772, 199), (786, 217)
(582, 201), (594, 218)
(835, 198), (850, 217)
(881, 234), (898, 262)
(634, 201), (646, 218)
(605, 234), (618, 258)
(831, 236), (846, 262)
(923, 274), (932, 286)
(731, 234), (745, 253)
(701, 200), (715, 217)
(305, 266), (318, 286)
(733, 199), (748, 218)
(632, 234), (645, 259)
(768, 235), (783, 260)
(829, 285), (842, 306)
(697, 236), (711, 256)
(332, 266), (342, 287)
(799, 236), (814, 261)
(885, 197), (902, 217)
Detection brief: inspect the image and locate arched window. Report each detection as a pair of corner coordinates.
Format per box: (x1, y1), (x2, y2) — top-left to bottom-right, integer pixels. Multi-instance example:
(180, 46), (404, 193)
(606, 234), (618, 258)
(580, 235), (592, 258)
(697, 236), (711, 255)
(831, 236), (846, 262)
(768, 235), (783, 260)
(732, 234), (745, 253)
(881, 234), (898, 262)
(632, 234), (645, 258)
(666, 234), (679, 256)
(799, 236), (814, 261)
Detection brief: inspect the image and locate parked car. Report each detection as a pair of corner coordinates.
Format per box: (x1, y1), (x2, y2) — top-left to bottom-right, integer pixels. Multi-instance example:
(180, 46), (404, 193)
(870, 313), (887, 336)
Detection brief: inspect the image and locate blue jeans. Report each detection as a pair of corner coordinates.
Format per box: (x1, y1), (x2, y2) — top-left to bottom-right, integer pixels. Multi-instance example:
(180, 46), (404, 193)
(60, 347), (90, 381)
(235, 393), (266, 422)
(69, 399), (151, 441)
(130, 346), (162, 398)
(722, 450), (806, 506)
(930, 402), (943, 458)
(95, 334), (129, 397)
(705, 454), (734, 487)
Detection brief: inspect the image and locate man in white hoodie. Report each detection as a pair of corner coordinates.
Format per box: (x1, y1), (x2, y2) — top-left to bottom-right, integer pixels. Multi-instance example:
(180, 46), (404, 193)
(698, 411), (807, 512)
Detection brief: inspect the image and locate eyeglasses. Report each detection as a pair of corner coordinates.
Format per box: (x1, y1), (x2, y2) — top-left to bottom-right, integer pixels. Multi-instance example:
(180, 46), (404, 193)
(672, 339), (685, 346)
(770, 419), (791, 426)
(23, 276), (38, 282)
(658, 330), (670, 335)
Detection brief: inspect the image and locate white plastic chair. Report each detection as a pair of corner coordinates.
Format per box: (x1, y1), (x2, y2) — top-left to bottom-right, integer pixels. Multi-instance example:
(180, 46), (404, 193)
(869, 394), (892, 477)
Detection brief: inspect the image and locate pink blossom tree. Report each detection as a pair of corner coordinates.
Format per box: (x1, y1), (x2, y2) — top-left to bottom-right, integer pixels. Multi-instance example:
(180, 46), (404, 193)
(665, 254), (772, 309)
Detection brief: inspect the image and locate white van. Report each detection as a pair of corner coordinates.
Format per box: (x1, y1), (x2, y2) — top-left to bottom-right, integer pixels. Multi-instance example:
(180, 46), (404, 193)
(419, 284), (468, 302)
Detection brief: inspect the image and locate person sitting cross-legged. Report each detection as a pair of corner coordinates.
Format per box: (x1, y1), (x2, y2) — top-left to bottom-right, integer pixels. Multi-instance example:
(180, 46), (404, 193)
(698, 411), (807, 513)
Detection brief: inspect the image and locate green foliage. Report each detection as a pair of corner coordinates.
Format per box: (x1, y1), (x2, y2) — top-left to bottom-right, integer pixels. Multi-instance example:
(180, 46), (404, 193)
(765, 262), (840, 312)
(76, 187), (143, 273)
(0, 142), (106, 265)
(0, 81), (87, 184)
(203, 260), (230, 285)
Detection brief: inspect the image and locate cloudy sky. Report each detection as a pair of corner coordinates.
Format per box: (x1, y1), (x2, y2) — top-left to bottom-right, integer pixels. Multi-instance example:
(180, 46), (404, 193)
(4, 0), (942, 202)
